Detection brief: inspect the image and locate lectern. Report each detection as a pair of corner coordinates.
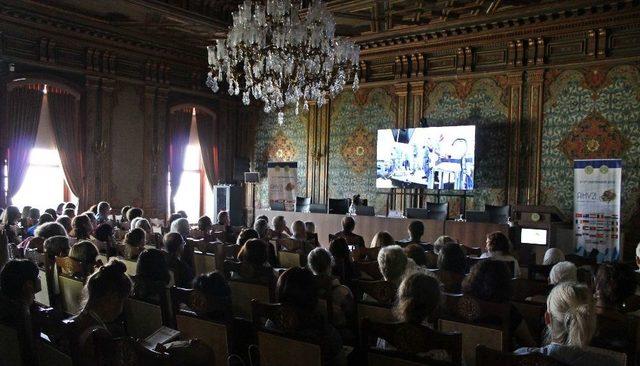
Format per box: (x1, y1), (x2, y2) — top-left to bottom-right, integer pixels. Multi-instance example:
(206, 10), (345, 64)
(512, 205), (573, 264)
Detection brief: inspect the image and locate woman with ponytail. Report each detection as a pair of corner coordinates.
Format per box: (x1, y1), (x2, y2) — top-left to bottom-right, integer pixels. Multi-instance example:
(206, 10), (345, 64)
(515, 282), (616, 365)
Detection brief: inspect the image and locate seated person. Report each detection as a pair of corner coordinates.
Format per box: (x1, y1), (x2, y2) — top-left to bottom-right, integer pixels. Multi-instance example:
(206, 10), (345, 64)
(57, 215), (72, 234)
(170, 218), (190, 241)
(133, 249), (172, 303)
(462, 260), (535, 347)
(66, 241), (101, 279)
(44, 235), (70, 266)
(94, 223), (117, 257)
(404, 244), (428, 269)
(515, 282), (616, 366)
(131, 218), (162, 249)
(164, 232), (194, 289)
(380, 272), (452, 362)
(126, 207), (144, 224)
(595, 263), (636, 313)
(329, 238), (357, 288)
(480, 231), (521, 278)
(253, 218), (270, 239)
(21, 221), (68, 256)
(305, 221), (321, 248)
(370, 231), (395, 248)
(44, 208), (58, 221)
(437, 242), (467, 293)
(64, 208), (76, 220)
(25, 208), (45, 237)
(237, 228), (259, 246)
(123, 228), (146, 260)
(235, 239), (273, 281)
(280, 221), (315, 257)
(397, 221), (433, 250)
(117, 205), (131, 230)
(269, 215), (291, 240)
(216, 211), (234, 241)
(267, 267), (344, 365)
(308, 247), (354, 328)
(70, 214), (93, 245)
(378, 245), (409, 288)
(1, 205), (22, 244)
(543, 248), (565, 266)
(194, 215), (213, 240)
(332, 217), (364, 248)
(189, 271), (232, 321)
(550, 261), (577, 285)
(432, 235), (457, 255)
(95, 201), (113, 225)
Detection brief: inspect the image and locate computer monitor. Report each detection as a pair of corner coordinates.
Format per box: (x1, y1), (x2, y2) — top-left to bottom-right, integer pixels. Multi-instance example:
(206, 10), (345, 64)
(521, 228), (548, 245)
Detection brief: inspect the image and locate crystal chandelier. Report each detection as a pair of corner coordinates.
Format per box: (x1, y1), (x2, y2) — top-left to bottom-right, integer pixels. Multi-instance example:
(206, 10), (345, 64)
(206, 0), (360, 125)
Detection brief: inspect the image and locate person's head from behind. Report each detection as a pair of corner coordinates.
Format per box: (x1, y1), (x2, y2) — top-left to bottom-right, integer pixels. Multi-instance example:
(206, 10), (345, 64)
(305, 221), (315, 235)
(371, 231), (395, 248)
(37, 213), (54, 226)
(164, 232), (185, 257)
(125, 228), (146, 249)
(256, 215), (269, 224)
(120, 206), (131, 222)
(28, 207), (41, 224)
(485, 231), (511, 255)
(549, 261), (577, 285)
(63, 208), (75, 219)
(177, 210), (188, 219)
(404, 244), (427, 267)
(341, 216), (355, 233)
(636, 243), (640, 270)
(84, 212), (97, 228)
(0, 259), (40, 305)
(57, 215), (72, 233)
(170, 218), (190, 238)
(83, 259), (132, 322)
(136, 249), (171, 285)
(394, 272), (441, 324)
(63, 202), (76, 211)
(238, 239), (268, 268)
(132, 218), (152, 237)
(276, 267), (318, 311)
(291, 220), (306, 239)
(462, 260), (511, 303)
(272, 215), (287, 233)
(44, 236), (70, 259)
(438, 242), (467, 274)
(378, 245), (408, 284)
(2, 205), (20, 225)
(44, 208), (57, 220)
(217, 210), (230, 226)
(329, 237), (350, 261)
(198, 215), (213, 231)
(56, 203), (65, 215)
(595, 263), (636, 308)
(97, 201), (111, 216)
(95, 223), (114, 243)
(70, 241), (99, 265)
(433, 235), (456, 254)
(72, 214), (92, 239)
(192, 271), (231, 315)
(21, 205), (32, 220)
(237, 228), (259, 246)
(308, 248), (333, 276)
(545, 282), (596, 347)
(253, 219), (269, 238)
(89, 204), (98, 214)
(408, 221), (424, 242)
(35, 221), (67, 239)
(126, 207), (143, 223)
(543, 248), (565, 266)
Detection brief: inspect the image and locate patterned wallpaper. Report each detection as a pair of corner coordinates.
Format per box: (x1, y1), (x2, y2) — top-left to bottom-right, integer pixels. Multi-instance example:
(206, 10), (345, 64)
(253, 108), (308, 208)
(423, 78), (510, 211)
(327, 88), (396, 214)
(540, 65), (640, 220)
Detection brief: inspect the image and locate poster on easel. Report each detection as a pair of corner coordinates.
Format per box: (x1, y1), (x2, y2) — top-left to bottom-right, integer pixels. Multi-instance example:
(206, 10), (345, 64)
(574, 159), (622, 262)
(267, 162), (297, 212)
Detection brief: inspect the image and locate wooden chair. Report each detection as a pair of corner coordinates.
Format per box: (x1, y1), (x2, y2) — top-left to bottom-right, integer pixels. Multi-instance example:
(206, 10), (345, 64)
(465, 256), (485, 273)
(193, 250), (216, 276)
(225, 266), (273, 320)
(461, 246), (482, 257)
(25, 247), (46, 267)
(354, 260), (383, 280)
(435, 270), (465, 294)
(122, 258), (137, 276)
(123, 298), (163, 339)
(509, 278), (549, 302)
(592, 311), (638, 366)
(585, 346), (627, 366)
(361, 319), (462, 365)
(353, 279), (397, 305)
(527, 264), (552, 281)
(565, 254), (598, 271)
(58, 274), (84, 315)
(37, 337), (73, 366)
(475, 345), (562, 366)
(367, 349), (456, 366)
(425, 251), (439, 269)
(35, 268), (51, 307)
(511, 301), (546, 346)
(0, 323), (23, 366)
(277, 250), (303, 268)
(352, 246), (380, 262)
(216, 243), (241, 272)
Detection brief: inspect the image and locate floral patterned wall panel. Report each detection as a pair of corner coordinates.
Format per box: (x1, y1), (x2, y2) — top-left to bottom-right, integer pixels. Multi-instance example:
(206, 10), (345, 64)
(423, 78), (509, 210)
(540, 65), (640, 220)
(253, 108), (308, 208)
(327, 88), (396, 214)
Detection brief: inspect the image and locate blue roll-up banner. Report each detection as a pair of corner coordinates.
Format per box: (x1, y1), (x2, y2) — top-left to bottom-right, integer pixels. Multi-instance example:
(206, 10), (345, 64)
(573, 159), (622, 262)
(267, 162), (298, 212)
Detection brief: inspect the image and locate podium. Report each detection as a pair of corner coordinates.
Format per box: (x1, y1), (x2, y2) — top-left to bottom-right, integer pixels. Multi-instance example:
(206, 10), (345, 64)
(512, 205), (573, 265)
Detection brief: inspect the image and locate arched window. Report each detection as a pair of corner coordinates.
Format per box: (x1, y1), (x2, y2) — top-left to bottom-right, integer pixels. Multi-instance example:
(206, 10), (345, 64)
(170, 107), (214, 221)
(11, 84), (78, 210)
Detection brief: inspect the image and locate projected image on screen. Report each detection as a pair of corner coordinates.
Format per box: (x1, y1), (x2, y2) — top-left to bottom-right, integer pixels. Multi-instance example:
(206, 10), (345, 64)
(376, 126), (475, 190)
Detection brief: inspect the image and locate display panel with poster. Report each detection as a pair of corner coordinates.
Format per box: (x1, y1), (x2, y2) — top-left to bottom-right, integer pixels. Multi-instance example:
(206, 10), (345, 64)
(267, 162), (297, 212)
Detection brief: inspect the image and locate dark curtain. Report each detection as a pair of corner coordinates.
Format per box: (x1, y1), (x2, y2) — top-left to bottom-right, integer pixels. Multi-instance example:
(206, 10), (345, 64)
(168, 109), (192, 212)
(7, 86), (43, 202)
(48, 90), (84, 205)
(196, 113), (219, 187)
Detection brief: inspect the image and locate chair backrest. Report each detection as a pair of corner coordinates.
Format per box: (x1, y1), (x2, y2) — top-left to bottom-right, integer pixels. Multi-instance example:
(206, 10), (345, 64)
(354, 260), (383, 280)
(193, 251), (216, 276)
(353, 279), (397, 305)
(440, 319), (504, 366)
(357, 302), (394, 337)
(405, 208), (430, 219)
(295, 197), (311, 213)
(278, 250), (302, 268)
(328, 198), (350, 214)
(37, 338), (73, 366)
(309, 203), (327, 213)
(367, 349), (451, 366)
(352, 246), (380, 262)
(484, 205), (510, 225)
(461, 246), (482, 257)
(465, 256), (486, 272)
(509, 278), (549, 302)
(585, 346), (627, 366)
(176, 313), (228, 366)
(435, 270), (465, 294)
(58, 274), (84, 315)
(216, 244), (241, 273)
(510, 301), (546, 346)
(124, 298), (163, 339)
(257, 329), (322, 366)
(565, 254), (597, 270)
(122, 258), (137, 276)
(0, 323), (22, 366)
(428, 202), (449, 214)
(475, 345), (561, 366)
(361, 319), (462, 365)
(528, 264), (552, 282)
(355, 205), (375, 216)
(270, 202), (286, 211)
(229, 279), (271, 319)
(35, 268), (51, 307)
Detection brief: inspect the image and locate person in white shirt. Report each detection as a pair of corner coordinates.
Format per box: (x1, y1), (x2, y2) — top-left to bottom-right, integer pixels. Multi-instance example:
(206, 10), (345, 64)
(480, 231), (520, 278)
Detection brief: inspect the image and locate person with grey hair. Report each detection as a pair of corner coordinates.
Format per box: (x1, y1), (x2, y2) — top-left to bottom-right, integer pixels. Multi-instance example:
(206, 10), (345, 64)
(35, 222), (67, 240)
(635, 242), (640, 273)
(56, 215), (72, 234)
(432, 235), (456, 255)
(253, 218), (270, 239)
(131, 217), (161, 248)
(543, 248), (565, 266)
(549, 261), (578, 285)
(170, 217), (190, 239)
(307, 247), (354, 328)
(96, 201), (112, 225)
(377, 245), (409, 286)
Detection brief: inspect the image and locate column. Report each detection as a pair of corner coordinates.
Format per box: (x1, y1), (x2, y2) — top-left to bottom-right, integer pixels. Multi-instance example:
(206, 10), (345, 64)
(527, 69), (545, 205)
(506, 72), (523, 205)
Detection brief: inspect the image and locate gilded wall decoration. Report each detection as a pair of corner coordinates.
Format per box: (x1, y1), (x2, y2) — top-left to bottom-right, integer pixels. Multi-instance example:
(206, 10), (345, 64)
(559, 113), (629, 160)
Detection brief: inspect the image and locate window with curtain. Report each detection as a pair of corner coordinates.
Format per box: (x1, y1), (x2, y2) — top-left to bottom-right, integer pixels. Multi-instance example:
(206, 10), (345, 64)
(12, 85), (78, 211)
(172, 108), (214, 221)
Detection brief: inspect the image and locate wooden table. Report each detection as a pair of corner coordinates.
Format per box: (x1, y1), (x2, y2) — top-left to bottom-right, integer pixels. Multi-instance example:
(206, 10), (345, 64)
(256, 209), (508, 248)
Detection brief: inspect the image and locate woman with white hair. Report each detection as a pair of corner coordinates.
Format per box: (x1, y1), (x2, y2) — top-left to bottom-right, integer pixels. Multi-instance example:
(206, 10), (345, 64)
(515, 282), (616, 365)
(543, 248), (565, 266)
(131, 217), (161, 249)
(549, 261), (577, 285)
(171, 217), (190, 239)
(377, 245), (409, 286)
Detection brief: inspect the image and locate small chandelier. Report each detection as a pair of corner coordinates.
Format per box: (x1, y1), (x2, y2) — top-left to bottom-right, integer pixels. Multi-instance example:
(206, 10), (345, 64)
(206, 0), (360, 125)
